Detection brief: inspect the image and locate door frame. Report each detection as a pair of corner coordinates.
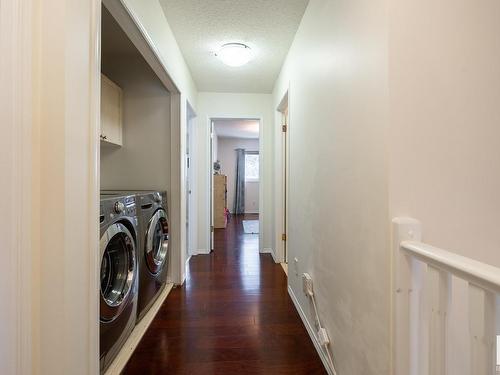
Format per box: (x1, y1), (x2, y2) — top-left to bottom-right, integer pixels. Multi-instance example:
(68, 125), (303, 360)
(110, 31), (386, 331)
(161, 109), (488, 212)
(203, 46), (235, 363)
(276, 90), (290, 264)
(205, 116), (265, 253)
(186, 101), (196, 260)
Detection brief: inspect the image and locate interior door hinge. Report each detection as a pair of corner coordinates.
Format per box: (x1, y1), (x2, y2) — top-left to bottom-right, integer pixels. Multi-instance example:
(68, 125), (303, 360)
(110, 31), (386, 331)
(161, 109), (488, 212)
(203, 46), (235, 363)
(282, 233), (287, 241)
(211, 225), (214, 232)
(282, 125), (287, 133)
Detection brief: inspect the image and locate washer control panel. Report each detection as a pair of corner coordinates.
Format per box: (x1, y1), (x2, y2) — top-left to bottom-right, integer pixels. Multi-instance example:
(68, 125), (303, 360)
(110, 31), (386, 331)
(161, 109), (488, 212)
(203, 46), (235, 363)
(100, 194), (137, 225)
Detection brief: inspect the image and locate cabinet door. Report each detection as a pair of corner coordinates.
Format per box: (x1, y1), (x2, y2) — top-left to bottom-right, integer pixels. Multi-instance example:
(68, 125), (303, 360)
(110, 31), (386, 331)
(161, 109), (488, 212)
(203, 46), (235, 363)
(100, 74), (122, 146)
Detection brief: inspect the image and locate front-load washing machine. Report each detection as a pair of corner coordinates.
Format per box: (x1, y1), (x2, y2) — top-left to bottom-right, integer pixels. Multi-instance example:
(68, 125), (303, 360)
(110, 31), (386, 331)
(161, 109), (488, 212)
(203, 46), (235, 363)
(99, 194), (138, 373)
(101, 191), (169, 322)
(134, 191), (169, 321)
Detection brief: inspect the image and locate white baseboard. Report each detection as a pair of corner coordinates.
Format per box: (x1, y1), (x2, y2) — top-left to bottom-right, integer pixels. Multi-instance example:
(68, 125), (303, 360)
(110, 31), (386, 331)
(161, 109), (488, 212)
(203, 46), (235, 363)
(261, 247), (277, 261)
(193, 248), (211, 255)
(287, 286), (334, 375)
(105, 283), (174, 375)
(270, 249), (277, 263)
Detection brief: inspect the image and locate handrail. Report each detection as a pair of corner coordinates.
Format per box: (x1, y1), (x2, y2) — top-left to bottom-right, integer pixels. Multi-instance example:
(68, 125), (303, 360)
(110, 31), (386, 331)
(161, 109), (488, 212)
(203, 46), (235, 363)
(401, 240), (500, 294)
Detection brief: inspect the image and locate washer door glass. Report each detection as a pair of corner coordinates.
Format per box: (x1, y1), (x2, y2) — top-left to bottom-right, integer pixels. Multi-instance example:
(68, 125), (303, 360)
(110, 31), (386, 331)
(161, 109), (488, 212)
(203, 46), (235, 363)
(100, 223), (136, 322)
(145, 209), (169, 275)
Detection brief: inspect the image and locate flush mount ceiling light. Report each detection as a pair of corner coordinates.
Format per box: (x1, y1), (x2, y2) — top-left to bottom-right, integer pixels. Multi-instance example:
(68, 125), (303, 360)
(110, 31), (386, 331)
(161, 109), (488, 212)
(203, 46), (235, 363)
(216, 43), (253, 67)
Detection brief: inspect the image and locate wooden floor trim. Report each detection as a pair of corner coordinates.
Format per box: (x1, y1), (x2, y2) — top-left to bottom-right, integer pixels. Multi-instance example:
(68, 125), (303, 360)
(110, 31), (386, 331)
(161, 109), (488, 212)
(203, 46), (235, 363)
(105, 283), (174, 375)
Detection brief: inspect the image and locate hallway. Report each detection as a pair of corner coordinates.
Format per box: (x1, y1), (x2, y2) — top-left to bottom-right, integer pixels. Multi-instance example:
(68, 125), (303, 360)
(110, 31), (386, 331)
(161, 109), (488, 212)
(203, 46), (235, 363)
(123, 214), (326, 374)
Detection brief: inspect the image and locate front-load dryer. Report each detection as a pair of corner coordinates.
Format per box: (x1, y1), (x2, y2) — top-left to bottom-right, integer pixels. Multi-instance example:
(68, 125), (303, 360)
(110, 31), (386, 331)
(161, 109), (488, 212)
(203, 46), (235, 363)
(101, 191), (169, 322)
(134, 191), (169, 321)
(99, 194), (138, 374)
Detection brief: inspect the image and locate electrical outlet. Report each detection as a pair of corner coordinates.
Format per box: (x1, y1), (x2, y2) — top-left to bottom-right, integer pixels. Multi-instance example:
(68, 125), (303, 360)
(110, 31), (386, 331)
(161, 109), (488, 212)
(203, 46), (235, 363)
(294, 257), (299, 276)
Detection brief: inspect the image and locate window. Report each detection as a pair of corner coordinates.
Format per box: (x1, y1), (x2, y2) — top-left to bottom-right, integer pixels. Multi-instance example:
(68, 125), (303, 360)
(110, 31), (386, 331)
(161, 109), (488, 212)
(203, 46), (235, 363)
(245, 153), (259, 181)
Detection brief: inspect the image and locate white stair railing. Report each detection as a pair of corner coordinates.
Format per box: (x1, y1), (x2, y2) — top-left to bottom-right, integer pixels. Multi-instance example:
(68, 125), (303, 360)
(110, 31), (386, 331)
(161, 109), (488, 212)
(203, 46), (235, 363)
(392, 218), (499, 375)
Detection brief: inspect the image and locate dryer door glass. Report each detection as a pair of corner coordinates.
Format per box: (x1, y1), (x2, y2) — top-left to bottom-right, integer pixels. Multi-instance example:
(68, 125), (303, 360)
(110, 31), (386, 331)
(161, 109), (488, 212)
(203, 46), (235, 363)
(100, 223), (136, 322)
(145, 209), (169, 275)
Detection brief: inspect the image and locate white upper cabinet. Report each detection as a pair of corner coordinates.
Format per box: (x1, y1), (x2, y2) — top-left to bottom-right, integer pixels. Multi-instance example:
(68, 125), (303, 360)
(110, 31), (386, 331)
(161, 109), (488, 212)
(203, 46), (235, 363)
(100, 74), (123, 146)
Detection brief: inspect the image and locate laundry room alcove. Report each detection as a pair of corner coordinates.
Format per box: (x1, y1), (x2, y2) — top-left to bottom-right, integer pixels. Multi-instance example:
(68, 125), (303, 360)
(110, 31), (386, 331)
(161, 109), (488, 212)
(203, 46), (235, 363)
(98, 4), (177, 373)
(100, 6), (172, 193)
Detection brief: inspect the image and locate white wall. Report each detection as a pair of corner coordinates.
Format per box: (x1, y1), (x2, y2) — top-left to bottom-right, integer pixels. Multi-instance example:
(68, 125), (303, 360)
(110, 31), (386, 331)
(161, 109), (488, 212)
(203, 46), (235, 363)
(273, 0), (390, 373)
(195, 92), (274, 254)
(25, 0), (101, 373)
(1, 1), (35, 372)
(275, 1), (500, 374)
(388, 0), (500, 268)
(100, 55), (171, 192)
(217, 137), (260, 214)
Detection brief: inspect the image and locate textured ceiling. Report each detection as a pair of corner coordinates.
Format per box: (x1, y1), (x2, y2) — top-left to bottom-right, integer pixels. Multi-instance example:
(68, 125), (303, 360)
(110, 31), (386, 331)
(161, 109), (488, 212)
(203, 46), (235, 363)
(214, 119), (259, 139)
(160, 0), (309, 93)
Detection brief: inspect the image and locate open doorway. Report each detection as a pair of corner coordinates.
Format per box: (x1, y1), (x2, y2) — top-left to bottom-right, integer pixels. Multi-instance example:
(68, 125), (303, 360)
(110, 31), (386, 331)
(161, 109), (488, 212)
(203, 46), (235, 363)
(210, 118), (261, 248)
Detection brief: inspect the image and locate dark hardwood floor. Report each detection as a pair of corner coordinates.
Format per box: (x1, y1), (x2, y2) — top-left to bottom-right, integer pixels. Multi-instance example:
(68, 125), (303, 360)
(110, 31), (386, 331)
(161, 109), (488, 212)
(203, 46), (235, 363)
(123, 213), (326, 374)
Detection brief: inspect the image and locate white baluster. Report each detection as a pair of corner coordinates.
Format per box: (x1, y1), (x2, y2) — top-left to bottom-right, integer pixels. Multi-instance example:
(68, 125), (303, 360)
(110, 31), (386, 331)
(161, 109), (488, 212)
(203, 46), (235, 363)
(447, 277), (471, 375)
(418, 263), (430, 375)
(427, 266), (449, 375)
(410, 257), (426, 375)
(469, 284), (496, 375)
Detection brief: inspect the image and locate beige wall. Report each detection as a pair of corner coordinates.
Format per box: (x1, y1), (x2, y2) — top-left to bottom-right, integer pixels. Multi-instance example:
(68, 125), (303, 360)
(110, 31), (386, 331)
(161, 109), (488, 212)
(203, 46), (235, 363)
(216, 137), (260, 214)
(273, 0), (390, 373)
(1, 1), (36, 372)
(100, 54), (171, 191)
(388, 0), (500, 268)
(29, 0), (101, 373)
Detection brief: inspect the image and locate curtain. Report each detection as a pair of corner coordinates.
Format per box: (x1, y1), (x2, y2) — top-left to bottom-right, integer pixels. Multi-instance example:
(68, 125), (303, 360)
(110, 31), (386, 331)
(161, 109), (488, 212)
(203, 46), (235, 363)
(234, 148), (246, 214)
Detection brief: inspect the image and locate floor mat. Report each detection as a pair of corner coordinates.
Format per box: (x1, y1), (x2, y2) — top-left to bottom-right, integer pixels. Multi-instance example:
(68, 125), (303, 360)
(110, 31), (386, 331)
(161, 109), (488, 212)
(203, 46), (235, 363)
(242, 220), (259, 234)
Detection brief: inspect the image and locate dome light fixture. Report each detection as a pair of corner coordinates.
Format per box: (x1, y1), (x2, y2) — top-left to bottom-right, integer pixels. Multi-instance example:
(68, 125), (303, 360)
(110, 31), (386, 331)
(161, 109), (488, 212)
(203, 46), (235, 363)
(216, 43), (253, 67)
